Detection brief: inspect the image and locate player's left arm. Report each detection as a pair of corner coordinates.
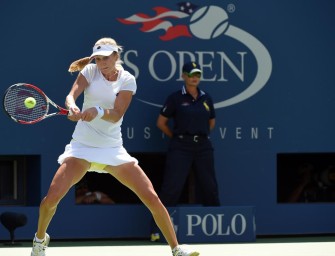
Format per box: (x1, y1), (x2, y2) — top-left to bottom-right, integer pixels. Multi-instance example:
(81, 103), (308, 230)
(102, 90), (133, 123)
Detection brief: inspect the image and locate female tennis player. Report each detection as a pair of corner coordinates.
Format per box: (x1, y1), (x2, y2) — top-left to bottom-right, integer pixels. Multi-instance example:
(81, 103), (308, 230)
(30, 37), (199, 256)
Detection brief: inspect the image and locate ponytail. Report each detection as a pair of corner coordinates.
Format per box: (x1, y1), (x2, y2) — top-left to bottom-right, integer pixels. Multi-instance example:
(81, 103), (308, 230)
(68, 57), (91, 72)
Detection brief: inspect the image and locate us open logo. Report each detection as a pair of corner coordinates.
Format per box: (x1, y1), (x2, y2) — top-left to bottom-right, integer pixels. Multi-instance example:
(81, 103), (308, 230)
(118, 3), (272, 109)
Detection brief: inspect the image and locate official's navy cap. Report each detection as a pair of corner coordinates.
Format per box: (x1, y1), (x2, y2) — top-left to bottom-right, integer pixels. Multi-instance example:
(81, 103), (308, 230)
(182, 61), (202, 74)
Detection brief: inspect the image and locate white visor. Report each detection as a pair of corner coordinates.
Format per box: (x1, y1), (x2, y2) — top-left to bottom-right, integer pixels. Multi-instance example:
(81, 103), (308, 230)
(90, 44), (118, 58)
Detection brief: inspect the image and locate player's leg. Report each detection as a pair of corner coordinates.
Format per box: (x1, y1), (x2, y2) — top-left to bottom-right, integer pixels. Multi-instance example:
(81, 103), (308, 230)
(149, 147), (193, 236)
(105, 162), (179, 249)
(108, 162), (199, 255)
(36, 157), (90, 239)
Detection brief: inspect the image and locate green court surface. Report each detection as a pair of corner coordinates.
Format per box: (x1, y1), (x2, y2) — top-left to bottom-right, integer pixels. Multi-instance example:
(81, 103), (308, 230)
(0, 236), (334, 256)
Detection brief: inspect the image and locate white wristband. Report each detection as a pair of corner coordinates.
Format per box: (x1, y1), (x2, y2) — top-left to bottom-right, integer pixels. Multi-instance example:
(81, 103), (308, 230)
(95, 106), (104, 119)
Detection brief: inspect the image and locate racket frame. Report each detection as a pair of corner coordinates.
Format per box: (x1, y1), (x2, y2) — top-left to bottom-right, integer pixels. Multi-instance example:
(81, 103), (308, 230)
(3, 83), (69, 124)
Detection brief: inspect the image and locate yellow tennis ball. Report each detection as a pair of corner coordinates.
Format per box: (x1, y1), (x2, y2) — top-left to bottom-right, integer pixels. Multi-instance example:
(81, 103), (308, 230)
(24, 97), (36, 109)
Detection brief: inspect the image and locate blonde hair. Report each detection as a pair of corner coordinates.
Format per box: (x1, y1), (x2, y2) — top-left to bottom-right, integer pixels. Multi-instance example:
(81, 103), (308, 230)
(68, 37), (123, 72)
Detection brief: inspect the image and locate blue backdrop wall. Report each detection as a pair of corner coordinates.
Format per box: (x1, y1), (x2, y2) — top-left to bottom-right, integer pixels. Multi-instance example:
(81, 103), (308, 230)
(0, 0), (335, 240)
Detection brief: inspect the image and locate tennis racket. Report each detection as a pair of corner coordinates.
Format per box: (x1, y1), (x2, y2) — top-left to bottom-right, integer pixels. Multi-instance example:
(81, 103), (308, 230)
(3, 83), (70, 124)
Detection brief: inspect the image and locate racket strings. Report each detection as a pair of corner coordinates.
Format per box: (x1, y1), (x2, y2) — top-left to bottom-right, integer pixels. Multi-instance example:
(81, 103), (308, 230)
(4, 85), (48, 123)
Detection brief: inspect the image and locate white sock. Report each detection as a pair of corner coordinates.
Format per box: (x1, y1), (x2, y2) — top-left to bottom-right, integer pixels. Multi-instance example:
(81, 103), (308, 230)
(172, 245), (180, 252)
(35, 234), (45, 243)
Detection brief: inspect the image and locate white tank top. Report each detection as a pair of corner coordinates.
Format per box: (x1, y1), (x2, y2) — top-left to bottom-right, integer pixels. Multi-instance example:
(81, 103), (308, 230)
(72, 64), (137, 147)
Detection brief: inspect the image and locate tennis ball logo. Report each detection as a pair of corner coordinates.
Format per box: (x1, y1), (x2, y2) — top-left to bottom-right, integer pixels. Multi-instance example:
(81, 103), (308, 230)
(189, 6), (229, 39)
(24, 97), (36, 109)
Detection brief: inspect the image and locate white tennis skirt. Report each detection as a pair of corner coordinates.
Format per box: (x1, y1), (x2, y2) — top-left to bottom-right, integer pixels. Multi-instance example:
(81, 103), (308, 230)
(58, 140), (138, 173)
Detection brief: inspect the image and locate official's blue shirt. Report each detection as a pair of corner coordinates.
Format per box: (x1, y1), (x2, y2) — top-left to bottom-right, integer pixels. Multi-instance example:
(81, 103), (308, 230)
(160, 86), (215, 136)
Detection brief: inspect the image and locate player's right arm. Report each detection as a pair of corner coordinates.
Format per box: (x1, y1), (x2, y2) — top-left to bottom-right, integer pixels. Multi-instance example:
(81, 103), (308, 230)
(66, 73), (88, 121)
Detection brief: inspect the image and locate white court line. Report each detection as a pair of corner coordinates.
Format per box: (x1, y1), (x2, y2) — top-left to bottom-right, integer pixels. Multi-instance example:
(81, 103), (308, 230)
(1, 242), (334, 256)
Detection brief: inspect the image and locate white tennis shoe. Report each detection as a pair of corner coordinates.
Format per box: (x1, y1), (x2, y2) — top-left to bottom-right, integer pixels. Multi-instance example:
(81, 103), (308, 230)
(30, 233), (50, 256)
(172, 245), (200, 256)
